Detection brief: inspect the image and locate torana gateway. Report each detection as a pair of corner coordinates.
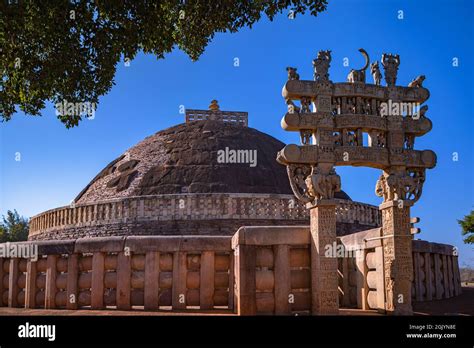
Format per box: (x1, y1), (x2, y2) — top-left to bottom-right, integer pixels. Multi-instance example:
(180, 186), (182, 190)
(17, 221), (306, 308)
(0, 50), (461, 315)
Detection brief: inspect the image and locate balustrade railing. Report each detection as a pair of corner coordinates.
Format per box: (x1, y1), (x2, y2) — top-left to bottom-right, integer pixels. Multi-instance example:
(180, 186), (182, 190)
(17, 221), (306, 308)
(29, 194), (380, 236)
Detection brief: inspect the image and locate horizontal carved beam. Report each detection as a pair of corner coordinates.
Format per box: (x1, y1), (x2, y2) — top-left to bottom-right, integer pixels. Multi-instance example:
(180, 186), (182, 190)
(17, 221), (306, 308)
(277, 144), (436, 169)
(282, 80), (430, 103)
(281, 112), (432, 136)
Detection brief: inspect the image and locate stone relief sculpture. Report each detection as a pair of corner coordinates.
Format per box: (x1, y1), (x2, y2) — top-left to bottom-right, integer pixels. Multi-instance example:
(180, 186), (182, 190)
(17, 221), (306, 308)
(285, 164), (342, 203)
(300, 96), (312, 113)
(376, 132), (386, 147)
(279, 49), (435, 205)
(286, 164), (312, 203)
(333, 132), (342, 146)
(300, 129), (312, 145)
(375, 169), (425, 203)
(370, 61), (382, 85)
(347, 49), (370, 83)
(305, 167), (341, 201)
(419, 105), (428, 118)
(286, 66), (300, 80)
(381, 53), (400, 87)
(312, 50), (332, 82)
(405, 133), (415, 149)
(346, 130), (358, 146)
(408, 169), (425, 202)
(346, 97), (356, 114)
(332, 97), (341, 115)
(286, 98), (300, 114)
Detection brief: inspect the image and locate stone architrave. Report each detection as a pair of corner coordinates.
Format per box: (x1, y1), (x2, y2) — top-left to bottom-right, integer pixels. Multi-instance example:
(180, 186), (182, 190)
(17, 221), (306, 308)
(309, 200), (339, 314)
(379, 200), (413, 315)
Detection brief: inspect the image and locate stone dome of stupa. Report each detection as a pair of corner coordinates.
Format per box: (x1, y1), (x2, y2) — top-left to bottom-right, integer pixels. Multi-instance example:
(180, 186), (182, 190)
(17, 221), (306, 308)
(74, 120), (351, 204)
(28, 102), (379, 242)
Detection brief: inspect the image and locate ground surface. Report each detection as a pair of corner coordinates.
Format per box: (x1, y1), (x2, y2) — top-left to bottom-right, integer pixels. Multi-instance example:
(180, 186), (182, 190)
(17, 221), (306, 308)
(0, 287), (471, 316)
(412, 286), (474, 316)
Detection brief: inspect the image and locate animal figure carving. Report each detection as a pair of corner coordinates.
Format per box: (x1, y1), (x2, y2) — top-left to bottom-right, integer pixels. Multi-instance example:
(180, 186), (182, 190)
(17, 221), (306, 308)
(286, 67), (300, 81)
(408, 75), (425, 88)
(370, 61), (382, 85)
(347, 49), (370, 83)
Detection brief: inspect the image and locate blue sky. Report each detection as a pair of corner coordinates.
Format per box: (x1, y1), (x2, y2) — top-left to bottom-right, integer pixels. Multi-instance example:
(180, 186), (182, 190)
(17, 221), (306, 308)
(1, 0), (473, 265)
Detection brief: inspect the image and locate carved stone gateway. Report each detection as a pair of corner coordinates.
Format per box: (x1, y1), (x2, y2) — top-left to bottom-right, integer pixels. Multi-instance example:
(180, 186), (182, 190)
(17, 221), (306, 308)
(277, 49), (436, 315)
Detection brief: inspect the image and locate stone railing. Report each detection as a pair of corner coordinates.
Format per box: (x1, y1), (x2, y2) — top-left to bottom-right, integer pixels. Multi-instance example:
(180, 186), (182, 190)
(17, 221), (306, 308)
(338, 228), (386, 311)
(28, 194), (380, 239)
(0, 236), (233, 311)
(185, 109), (248, 127)
(412, 240), (462, 301)
(28, 194), (307, 237)
(335, 200), (381, 226)
(337, 229), (462, 312)
(0, 228), (462, 314)
(232, 226), (311, 315)
(231, 226), (462, 315)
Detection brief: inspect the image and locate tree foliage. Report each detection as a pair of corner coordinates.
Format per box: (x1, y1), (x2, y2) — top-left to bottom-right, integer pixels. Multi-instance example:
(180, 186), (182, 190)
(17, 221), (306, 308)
(0, 210), (29, 242)
(458, 210), (474, 244)
(0, 0), (328, 127)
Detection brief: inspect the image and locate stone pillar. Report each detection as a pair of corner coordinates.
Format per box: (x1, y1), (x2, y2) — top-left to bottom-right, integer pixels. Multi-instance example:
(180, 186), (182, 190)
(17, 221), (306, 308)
(234, 245), (257, 315)
(309, 200), (339, 315)
(379, 200), (413, 315)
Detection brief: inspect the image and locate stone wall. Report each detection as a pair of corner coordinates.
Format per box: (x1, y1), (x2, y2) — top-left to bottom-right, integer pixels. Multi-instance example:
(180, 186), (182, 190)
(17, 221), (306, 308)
(411, 240), (462, 301)
(0, 236), (233, 310)
(0, 227), (462, 314)
(29, 194), (381, 240)
(338, 229), (462, 311)
(232, 226), (463, 315)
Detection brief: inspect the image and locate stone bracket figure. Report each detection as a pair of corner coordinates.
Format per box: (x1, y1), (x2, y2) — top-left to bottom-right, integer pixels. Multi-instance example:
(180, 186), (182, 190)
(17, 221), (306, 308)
(286, 164), (312, 203)
(286, 165), (341, 204)
(375, 169), (425, 203)
(305, 167), (341, 202)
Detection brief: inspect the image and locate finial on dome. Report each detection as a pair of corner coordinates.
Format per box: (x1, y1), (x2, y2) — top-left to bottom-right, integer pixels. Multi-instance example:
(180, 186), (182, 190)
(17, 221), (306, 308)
(209, 100), (220, 111)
